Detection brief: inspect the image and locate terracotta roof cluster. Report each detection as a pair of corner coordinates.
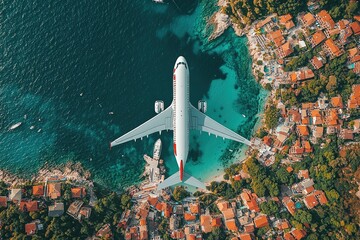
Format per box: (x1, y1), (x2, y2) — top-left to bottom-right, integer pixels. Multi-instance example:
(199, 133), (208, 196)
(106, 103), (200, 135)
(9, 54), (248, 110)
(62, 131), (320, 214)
(32, 185), (44, 196)
(240, 190), (260, 212)
(25, 222), (37, 236)
(330, 96), (344, 108)
(290, 140), (312, 155)
(309, 30), (326, 47)
(350, 21), (360, 35)
(310, 109), (323, 125)
(47, 183), (61, 199)
(275, 219), (291, 230)
(20, 200), (39, 212)
(298, 170), (309, 179)
(348, 84), (360, 108)
(200, 215), (212, 233)
(254, 215), (269, 228)
(239, 233), (252, 240)
(323, 39), (343, 58)
(0, 196), (7, 208)
(317, 10), (335, 29)
(71, 187), (86, 198)
(297, 125), (309, 136)
(310, 56), (324, 69)
(225, 218), (238, 232)
(282, 197), (296, 215)
(303, 190), (328, 209)
(289, 69), (314, 82)
(326, 109), (340, 126)
(267, 30), (285, 47)
(301, 13), (316, 26)
(285, 229), (307, 240)
(340, 128), (354, 140)
(278, 42), (293, 58)
(279, 14), (295, 30)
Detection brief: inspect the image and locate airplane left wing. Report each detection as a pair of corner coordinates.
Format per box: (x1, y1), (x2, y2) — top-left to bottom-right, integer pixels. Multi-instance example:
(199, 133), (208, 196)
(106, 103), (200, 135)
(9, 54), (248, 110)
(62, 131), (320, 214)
(189, 104), (251, 146)
(111, 105), (173, 147)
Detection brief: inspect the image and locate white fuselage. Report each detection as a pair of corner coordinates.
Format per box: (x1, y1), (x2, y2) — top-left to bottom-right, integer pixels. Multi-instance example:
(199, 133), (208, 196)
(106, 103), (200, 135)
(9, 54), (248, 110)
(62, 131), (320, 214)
(172, 56), (189, 181)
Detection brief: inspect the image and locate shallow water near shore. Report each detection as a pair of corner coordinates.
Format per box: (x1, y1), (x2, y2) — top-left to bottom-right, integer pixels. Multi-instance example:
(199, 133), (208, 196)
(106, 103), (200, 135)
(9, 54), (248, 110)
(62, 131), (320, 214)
(0, 0), (265, 189)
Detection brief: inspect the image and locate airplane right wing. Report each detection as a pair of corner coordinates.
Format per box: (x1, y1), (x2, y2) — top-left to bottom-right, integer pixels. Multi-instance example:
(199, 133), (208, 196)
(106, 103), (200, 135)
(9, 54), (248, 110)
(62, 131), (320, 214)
(111, 105), (173, 147)
(189, 104), (251, 146)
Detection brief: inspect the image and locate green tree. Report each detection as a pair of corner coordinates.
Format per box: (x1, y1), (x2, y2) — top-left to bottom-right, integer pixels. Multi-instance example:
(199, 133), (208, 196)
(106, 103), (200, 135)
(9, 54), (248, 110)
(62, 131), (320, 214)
(264, 104), (280, 130)
(260, 200), (279, 216)
(173, 186), (189, 202)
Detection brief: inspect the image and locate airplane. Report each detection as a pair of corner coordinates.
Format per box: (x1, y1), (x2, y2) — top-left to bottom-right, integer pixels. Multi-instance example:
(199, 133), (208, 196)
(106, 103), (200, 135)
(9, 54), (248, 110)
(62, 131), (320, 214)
(110, 56), (251, 190)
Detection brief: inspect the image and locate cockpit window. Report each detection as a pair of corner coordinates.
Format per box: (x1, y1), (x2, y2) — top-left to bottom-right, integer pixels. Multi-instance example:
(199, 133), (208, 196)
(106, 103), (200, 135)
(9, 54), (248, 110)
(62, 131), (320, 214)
(176, 62), (187, 69)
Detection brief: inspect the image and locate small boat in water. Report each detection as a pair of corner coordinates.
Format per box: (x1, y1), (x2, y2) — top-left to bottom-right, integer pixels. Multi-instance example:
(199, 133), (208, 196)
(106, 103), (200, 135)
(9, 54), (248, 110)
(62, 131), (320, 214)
(153, 0), (165, 3)
(153, 139), (162, 161)
(242, 114), (246, 118)
(30, 125), (35, 130)
(9, 122), (22, 131)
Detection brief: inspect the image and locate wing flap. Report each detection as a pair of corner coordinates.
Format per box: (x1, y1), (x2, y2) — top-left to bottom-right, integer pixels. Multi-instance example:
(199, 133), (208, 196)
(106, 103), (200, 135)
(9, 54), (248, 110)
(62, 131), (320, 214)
(111, 105), (173, 147)
(189, 104), (251, 146)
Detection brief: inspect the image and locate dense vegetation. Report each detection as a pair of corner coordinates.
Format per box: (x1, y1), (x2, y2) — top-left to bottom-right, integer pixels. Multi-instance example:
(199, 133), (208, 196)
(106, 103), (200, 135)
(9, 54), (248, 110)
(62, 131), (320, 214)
(0, 182), (131, 239)
(222, 0), (359, 27)
(222, 0), (307, 26)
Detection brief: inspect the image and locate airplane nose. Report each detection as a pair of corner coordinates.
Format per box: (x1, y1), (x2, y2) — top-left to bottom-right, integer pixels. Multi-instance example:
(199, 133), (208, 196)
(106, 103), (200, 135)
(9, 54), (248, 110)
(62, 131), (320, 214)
(177, 56), (187, 63)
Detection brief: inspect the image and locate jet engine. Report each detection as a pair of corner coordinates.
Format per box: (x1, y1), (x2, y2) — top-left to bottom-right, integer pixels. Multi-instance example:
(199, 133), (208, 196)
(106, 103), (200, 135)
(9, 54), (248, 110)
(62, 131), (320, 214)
(155, 100), (164, 114)
(198, 100), (207, 113)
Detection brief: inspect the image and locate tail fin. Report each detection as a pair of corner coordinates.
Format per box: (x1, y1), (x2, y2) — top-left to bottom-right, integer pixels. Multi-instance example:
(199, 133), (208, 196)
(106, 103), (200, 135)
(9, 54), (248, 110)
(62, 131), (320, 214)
(157, 171), (206, 190)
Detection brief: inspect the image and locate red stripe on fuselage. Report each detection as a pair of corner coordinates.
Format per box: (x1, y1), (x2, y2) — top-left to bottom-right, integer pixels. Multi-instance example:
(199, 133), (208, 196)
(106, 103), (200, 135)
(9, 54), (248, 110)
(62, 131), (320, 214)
(180, 160), (183, 181)
(173, 143), (177, 156)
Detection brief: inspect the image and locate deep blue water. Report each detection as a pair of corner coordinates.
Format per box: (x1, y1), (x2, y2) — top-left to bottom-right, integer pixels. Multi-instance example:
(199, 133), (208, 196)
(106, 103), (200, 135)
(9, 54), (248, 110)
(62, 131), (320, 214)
(0, 0), (264, 189)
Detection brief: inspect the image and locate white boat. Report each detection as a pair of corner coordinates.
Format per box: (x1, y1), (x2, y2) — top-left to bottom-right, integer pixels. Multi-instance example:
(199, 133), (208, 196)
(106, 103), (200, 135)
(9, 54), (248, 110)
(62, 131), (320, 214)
(109, 112), (114, 115)
(30, 125), (35, 130)
(242, 114), (246, 118)
(153, 0), (164, 3)
(153, 139), (162, 161)
(9, 122), (22, 130)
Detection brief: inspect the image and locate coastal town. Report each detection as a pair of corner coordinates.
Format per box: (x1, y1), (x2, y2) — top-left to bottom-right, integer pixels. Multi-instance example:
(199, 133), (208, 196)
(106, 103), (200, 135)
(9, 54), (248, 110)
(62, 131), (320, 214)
(1, 0), (360, 239)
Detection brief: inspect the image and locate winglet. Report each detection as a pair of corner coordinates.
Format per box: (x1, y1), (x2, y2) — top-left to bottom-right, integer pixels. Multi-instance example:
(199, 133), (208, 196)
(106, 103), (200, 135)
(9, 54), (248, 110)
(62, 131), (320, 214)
(109, 142), (112, 150)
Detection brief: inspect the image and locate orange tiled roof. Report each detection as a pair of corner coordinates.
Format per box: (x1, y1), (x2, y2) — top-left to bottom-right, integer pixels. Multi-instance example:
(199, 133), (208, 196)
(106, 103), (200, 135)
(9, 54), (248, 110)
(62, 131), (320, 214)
(47, 183), (61, 199)
(311, 56), (323, 69)
(244, 224), (255, 233)
(189, 203), (200, 214)
(32, 185), (44, 196)
(25, 222), (37, 235)
(350, 21), (360, 35)
(312, 31), (326, 46)
(302, 13), (316, 26)
(298, 170), (309, 179)
(147, 195), (158, 207)
(20, 200), (38, 212)
(212, 217), (222, 227)
(324, 39), (343, 57)
(225, 219), (238, 231)
(71, 187), (86, 198)
(184, 213), (196, 221)
(331, 96), (343, 108)
(279, 14), (292, 24)
(304, 141), (312, 153)
(0, 196), (7, 208)
(268, 30), (285, 47)
(291, 229), (306, 240)
(280, 42), (293, 57)
(297, 125), (309, 136)
(200, 215), (212, 233)
(285, 20), (295, 30)
(239, 233), (252, 240)
(317, 10), (335, 29)
(314, 190), (328, 205)
(283, 197), (296, 215)
(286, 166), (293, 173)
(217, 201), (229, 212)
(139, 218), (146, 226)
(304, 194), (318, 209)
(354, 15), (360, 22)
(284, 232), (296, 240)
(223, 208), (235, 220)
(254, 215), (269, 228)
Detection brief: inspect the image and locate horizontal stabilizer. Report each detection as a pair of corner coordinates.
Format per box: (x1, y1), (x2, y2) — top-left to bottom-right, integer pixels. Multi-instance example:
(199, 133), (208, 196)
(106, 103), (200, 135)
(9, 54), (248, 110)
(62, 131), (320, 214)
(157, 171), (206, 190)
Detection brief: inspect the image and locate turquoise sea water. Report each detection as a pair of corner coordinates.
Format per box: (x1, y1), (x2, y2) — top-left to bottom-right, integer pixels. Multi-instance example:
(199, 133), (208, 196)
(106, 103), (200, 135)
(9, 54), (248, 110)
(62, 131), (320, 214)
(0, 0), (266, 189)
